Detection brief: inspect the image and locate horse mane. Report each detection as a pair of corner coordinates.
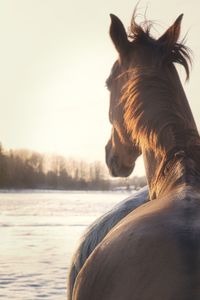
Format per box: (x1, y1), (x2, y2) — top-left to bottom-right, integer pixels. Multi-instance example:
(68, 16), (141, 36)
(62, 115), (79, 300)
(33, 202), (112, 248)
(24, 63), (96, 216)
(108, 11), (200, 196)
(121, 12), (200, 196)
(117, 13), (198, 157)
(152, 144), (200, 198)
(122, 69), (199, 154)
(128, 12), (191, 79)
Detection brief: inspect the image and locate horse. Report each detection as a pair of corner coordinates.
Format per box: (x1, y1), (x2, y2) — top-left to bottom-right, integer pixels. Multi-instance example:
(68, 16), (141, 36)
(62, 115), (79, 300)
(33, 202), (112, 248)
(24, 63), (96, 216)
(67, 186), (149, 300)
(72, 10), (200, 300)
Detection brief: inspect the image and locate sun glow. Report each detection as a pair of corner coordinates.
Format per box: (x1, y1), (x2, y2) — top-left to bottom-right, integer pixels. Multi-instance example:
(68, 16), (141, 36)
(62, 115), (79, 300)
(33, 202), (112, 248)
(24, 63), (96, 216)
(0, 1), (200, 178)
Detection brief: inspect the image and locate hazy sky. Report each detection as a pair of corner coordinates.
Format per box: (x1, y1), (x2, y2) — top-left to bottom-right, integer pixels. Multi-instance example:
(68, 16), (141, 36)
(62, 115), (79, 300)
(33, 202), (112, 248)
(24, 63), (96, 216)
(0, 0), (200, 176)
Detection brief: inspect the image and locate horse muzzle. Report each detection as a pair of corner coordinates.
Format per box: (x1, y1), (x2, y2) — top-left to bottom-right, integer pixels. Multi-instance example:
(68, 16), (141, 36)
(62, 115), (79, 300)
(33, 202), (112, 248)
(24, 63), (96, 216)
(105, 146), (135, 177)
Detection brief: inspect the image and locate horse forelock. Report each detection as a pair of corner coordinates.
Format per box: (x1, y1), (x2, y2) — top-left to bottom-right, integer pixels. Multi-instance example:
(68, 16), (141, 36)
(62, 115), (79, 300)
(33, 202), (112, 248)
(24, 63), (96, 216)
(128, 13), (191, 80)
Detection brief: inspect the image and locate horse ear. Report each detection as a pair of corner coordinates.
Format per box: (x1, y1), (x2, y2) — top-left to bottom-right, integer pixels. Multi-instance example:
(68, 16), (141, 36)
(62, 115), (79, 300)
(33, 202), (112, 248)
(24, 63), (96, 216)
(109, 14), (129, 55)
(158, 14), (183, 48)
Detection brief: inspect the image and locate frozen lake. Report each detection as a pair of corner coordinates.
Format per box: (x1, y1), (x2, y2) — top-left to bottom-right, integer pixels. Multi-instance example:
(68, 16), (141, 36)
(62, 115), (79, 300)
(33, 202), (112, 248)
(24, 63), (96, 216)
(0, 190), (133, 300)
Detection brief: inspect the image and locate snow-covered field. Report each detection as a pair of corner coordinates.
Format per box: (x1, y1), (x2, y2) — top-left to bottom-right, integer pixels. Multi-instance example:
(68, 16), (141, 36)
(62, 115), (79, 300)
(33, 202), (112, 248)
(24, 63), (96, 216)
(0, 190), (133, 300)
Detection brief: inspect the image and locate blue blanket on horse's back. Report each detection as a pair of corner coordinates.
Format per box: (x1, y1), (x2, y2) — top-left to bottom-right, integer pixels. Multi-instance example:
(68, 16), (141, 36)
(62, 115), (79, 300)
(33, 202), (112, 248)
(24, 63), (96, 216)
(68, 186), (149, 300)
(77, 186), (149, 268)
(112, 186), (149, 215)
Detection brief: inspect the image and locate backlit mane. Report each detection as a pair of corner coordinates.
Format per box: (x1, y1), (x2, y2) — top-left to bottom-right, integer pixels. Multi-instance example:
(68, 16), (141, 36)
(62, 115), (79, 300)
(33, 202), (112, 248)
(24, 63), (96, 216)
(106, 11), (200, 194)
(128, 13), (191, 79)
(121, 68), (199, 155)
(116, 14), (196, 158)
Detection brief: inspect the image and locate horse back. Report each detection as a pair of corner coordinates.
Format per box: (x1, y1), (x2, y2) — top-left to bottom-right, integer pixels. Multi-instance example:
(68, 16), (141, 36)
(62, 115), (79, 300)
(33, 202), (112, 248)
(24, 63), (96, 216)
(73, 187), (200, 300)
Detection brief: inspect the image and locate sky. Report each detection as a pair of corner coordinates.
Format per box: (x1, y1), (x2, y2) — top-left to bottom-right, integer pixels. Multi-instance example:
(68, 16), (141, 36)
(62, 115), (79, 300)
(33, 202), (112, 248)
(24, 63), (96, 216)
(0, 0), (200, 176)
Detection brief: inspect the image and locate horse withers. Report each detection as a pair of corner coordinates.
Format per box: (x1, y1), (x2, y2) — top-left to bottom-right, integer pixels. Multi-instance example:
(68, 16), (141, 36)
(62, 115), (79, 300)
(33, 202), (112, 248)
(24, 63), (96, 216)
(73, 10), (200, 300)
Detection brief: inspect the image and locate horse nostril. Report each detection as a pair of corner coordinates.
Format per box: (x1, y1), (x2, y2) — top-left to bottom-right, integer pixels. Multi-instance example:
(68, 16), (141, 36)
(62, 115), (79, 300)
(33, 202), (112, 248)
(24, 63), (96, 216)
(107, 155), (119, 177)
(109, 155), (120, 176)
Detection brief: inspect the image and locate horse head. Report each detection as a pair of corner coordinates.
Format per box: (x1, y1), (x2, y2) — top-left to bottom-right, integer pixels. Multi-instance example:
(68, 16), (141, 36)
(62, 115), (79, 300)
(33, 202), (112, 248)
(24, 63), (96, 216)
(105, 13), (195, 198)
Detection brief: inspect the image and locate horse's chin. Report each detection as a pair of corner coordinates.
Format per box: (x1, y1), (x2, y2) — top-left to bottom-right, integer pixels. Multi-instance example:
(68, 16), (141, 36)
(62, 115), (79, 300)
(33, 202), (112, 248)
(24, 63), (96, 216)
(105, 145), (136, 177)
(108, 163), (134, 178)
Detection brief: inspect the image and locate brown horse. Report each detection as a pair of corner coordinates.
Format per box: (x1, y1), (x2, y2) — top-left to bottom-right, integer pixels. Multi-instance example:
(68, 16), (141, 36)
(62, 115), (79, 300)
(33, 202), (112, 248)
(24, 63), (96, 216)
(73, 11), (200, 300)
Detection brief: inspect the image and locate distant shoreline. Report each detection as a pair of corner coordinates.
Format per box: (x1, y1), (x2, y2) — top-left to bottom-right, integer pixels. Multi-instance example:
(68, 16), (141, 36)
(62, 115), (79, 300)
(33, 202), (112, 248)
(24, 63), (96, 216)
(0, 188), (139, 194)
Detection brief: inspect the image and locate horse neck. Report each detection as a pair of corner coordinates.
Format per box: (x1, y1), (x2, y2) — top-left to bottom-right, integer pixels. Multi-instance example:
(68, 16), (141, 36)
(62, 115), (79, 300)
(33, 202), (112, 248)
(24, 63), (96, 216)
(142, 150), (161, 199)
(171, 66), (197, 130)
(128, 66), (200, 199)
(143, 144), (200, 201)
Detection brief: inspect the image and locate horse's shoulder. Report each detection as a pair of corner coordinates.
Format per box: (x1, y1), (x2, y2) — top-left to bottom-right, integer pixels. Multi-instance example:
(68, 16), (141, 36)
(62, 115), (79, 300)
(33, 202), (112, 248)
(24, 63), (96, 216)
(74, 189), (200, 300)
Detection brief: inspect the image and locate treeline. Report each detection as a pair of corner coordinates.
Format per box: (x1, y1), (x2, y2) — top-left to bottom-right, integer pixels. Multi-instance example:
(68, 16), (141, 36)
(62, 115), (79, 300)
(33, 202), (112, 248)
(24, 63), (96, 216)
(0, 144), (146, 190)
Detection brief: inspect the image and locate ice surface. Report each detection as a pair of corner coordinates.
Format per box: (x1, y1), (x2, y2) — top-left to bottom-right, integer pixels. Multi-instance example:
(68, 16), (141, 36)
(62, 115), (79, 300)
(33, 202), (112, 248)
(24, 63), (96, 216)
(0, 190), (133, 300)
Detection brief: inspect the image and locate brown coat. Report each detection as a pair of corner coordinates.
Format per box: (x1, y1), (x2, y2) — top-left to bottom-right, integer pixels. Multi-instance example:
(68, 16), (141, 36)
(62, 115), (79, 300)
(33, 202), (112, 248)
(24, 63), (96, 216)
(73, 186), (200, 300)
